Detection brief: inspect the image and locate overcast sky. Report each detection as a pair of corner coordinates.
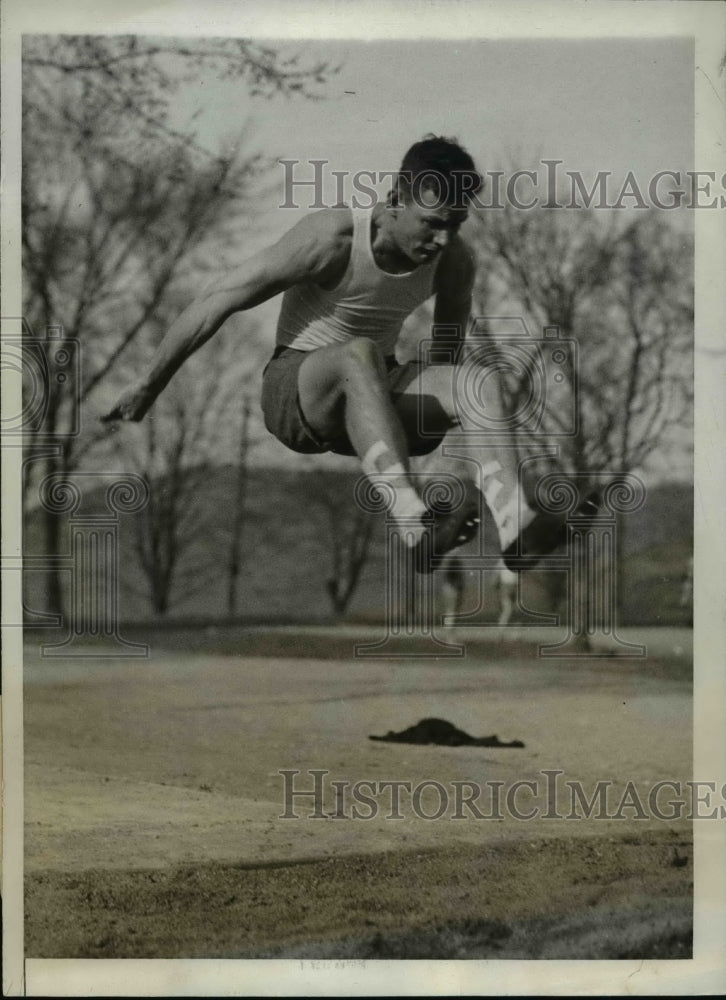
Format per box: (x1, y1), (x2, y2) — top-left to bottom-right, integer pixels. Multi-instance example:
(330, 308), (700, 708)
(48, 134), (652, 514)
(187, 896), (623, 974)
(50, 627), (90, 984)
(173, 36), (694, 244)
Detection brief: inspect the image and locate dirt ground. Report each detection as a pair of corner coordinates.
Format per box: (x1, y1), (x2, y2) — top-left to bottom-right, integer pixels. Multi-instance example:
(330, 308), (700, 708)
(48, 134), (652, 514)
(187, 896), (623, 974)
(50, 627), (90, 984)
(23, 626), (693, 960)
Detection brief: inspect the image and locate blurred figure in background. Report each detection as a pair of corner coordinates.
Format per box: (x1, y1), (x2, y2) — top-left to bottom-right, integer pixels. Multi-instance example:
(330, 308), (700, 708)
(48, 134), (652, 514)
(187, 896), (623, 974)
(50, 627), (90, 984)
(440, 552), (467, 632)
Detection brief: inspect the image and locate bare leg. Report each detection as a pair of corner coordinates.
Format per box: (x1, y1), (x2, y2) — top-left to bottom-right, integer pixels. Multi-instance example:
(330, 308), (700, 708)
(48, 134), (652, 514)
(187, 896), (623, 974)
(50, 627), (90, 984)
(393, 360), (536, 553)
(497, 566), (518, 626)
(440, 553), (466, 631)
(441, 582), (458, 632)
(297, 338), (428, 542)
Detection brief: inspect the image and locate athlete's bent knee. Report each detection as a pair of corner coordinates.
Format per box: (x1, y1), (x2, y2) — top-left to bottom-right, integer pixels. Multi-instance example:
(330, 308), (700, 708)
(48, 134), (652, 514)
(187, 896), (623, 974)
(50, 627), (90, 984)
(344, 337), (383, 363)
(341, 336), (385, 372)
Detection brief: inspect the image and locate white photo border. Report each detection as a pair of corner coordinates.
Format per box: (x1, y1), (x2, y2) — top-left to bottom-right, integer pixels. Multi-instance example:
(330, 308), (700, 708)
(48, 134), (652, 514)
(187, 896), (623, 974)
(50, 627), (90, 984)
(2, 0), (724, 995)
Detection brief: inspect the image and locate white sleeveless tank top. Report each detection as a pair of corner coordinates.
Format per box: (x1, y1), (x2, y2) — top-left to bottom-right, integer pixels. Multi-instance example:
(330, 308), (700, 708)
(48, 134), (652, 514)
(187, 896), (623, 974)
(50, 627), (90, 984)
(275, 206), (439, 355)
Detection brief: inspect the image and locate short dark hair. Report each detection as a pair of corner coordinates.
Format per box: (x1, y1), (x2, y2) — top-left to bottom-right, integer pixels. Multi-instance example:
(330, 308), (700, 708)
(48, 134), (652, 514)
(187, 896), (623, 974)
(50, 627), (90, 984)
(396, 134), (483, 207)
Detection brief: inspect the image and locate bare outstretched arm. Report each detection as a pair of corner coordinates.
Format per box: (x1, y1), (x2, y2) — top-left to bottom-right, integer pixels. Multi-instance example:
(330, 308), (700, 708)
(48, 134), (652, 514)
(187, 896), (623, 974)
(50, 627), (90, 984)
(102, 210), (352, 422)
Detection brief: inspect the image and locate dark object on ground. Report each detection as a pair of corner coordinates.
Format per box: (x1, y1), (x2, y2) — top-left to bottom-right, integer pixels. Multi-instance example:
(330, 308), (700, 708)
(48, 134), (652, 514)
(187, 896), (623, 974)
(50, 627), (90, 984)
(369, 717), (524, 747)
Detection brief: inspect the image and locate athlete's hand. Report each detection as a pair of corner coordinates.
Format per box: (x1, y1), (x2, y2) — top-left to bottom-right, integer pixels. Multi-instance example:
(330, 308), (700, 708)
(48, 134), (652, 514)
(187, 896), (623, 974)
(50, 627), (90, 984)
(101, 381), (155, 423)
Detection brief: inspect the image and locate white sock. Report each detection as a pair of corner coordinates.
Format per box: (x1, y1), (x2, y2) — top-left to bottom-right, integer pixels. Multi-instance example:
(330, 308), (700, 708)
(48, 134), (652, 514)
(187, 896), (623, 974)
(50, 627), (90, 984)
(475, 461), (536, 551)
(364, 459), (427, 548)
(386, 474), (427, 521)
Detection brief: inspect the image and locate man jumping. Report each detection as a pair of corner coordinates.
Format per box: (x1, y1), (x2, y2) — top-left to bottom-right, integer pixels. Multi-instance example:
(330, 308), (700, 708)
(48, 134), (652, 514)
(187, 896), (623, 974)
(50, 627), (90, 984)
(103, 135), (570, 571)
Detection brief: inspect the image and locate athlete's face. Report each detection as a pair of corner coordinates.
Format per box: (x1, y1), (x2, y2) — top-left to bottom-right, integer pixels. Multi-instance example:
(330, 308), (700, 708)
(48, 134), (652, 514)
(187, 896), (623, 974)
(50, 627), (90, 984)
(392, 186), (468, 266)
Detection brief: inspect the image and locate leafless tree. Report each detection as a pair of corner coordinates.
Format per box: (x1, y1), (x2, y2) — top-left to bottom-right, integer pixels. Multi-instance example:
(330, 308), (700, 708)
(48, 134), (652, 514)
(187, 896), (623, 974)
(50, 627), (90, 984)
(111, 319), (265, 615)
(305, 471), (379, 618)
(22, 137), (257, 614)
(21, 35), (338, 615)
(470, 200), (693, 635)
(472, 203), (692, 478)
(227, 396), (253, 616)
(22, 35), (336, 160)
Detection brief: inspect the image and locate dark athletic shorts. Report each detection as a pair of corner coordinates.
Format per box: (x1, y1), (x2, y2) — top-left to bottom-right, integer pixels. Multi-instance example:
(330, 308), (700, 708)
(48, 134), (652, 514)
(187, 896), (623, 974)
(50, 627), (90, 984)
(261, 345), (440, 457)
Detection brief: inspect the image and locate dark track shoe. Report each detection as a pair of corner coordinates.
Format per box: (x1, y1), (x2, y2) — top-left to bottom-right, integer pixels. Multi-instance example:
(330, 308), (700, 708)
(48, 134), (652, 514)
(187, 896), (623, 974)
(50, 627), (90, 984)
(502, 490), (600, 572)
(413, 479), (482, 574)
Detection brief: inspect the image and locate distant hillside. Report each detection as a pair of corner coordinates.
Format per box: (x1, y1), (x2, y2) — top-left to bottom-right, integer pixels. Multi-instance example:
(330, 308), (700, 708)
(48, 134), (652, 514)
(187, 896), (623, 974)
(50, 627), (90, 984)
(23, 467), (693, 628)
(618, 482), (693, 626)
